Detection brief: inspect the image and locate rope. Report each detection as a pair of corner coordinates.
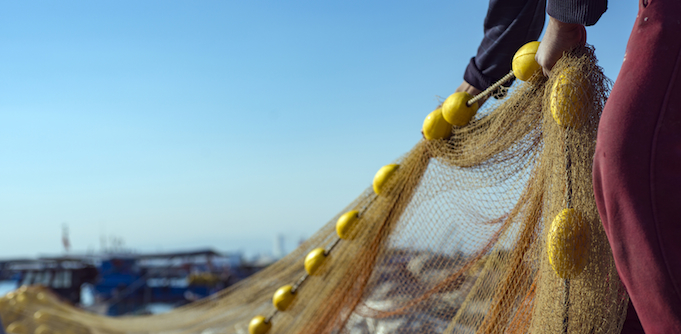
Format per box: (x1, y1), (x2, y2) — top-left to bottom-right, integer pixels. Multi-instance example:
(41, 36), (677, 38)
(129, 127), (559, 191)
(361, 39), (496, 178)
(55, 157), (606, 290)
(563, 128), (572, 334)
(467, 70), (515, 106)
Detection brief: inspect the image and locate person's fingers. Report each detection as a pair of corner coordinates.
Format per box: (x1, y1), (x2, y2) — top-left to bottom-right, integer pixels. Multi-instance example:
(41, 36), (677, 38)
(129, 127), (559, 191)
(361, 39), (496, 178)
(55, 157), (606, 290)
(535, 17), (586, 76)
(454, 81), (487, 106)
(454, 81), (482, 95)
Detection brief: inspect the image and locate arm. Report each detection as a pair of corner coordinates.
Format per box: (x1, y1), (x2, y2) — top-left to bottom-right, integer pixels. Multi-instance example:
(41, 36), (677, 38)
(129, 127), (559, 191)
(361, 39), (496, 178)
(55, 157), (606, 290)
(462, 0), (547, 92)
(536, 0), (607, 75)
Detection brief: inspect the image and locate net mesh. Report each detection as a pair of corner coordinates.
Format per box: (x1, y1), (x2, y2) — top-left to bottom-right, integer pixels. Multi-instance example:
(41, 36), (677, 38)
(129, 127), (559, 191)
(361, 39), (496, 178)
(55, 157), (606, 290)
(0, 46), (629, 334)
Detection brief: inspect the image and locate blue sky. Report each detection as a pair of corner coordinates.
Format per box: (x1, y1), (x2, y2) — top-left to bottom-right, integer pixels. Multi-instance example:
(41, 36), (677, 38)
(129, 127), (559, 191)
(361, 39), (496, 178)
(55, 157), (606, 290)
(0, 1), (638, 258)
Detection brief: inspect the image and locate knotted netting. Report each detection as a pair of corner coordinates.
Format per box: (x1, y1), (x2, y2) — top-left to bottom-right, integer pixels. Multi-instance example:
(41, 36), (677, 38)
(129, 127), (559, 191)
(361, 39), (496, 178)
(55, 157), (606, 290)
(0, 46), (629, 334)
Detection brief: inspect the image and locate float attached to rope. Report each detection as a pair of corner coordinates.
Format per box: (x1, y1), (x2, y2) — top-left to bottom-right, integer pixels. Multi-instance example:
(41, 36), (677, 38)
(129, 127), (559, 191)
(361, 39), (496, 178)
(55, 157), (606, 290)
(424, 40), (543, 136)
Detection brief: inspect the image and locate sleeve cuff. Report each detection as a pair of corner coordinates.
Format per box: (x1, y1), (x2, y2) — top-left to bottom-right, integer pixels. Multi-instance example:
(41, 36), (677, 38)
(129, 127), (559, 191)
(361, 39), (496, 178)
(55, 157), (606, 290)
(464, 57), (514, 92)
(547, 0), (607, 26)
(464, 57), (494, 92)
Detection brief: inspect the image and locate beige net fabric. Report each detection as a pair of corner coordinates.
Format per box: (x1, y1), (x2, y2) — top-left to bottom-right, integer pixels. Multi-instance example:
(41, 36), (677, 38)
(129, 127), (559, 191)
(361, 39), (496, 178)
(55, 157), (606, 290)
(0, 47), (629, 334)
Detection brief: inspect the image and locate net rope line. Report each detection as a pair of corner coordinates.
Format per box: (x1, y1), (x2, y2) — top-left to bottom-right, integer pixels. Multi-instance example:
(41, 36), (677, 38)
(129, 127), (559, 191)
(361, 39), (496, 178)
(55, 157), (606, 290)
(563, 123), (573, 334)
(265, 231), (344, 324)
(467, 70), (516, 107)
(0, 46), (630, 334)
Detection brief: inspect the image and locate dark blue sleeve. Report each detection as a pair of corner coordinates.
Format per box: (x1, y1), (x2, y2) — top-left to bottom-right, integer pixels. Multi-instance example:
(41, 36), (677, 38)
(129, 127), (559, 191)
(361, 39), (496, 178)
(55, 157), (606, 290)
(547, 0), (607, 26)
(464, 0), (546, 91)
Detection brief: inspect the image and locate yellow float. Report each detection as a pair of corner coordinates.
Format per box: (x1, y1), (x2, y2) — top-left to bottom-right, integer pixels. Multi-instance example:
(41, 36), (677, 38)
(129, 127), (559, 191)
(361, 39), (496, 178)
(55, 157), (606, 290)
(0, 310), (20, 327)
(372, 164), (399, 195)
(35, 292), (48, 304)
(248, 315), (271, 334)
(550, 67), (590, 127)
(512, 41), (542, 81)
(34, 325), (53, 334)
(33, 310), (52, 323)
(422, 107), (452, 140)
(272, 285), (295, 311)
(547, 208), (591, 279)
(6, 322), (27, 334)
(336, 210), (360, 239)
(436, 41), (541, 129)
(15, 292), (29, 305)
(442, 92), (478, 127)
(304, 248), (327, 276)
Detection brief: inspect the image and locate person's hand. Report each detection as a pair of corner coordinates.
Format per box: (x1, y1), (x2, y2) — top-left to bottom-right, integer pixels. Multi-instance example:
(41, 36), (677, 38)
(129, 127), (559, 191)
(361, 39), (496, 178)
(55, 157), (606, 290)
(535, 16), (586, 76)
(455, 80), (486, 106)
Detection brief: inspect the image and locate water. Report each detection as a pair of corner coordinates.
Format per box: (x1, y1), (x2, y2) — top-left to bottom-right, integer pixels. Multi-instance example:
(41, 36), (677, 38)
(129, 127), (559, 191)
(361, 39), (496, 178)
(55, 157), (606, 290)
(1, 281), (174, 315)
(0, 281), (17, 296)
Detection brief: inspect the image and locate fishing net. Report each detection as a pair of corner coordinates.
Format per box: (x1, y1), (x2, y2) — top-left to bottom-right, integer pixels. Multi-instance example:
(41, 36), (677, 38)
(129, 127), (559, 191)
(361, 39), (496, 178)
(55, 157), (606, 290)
(0, 46), (629, 334)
